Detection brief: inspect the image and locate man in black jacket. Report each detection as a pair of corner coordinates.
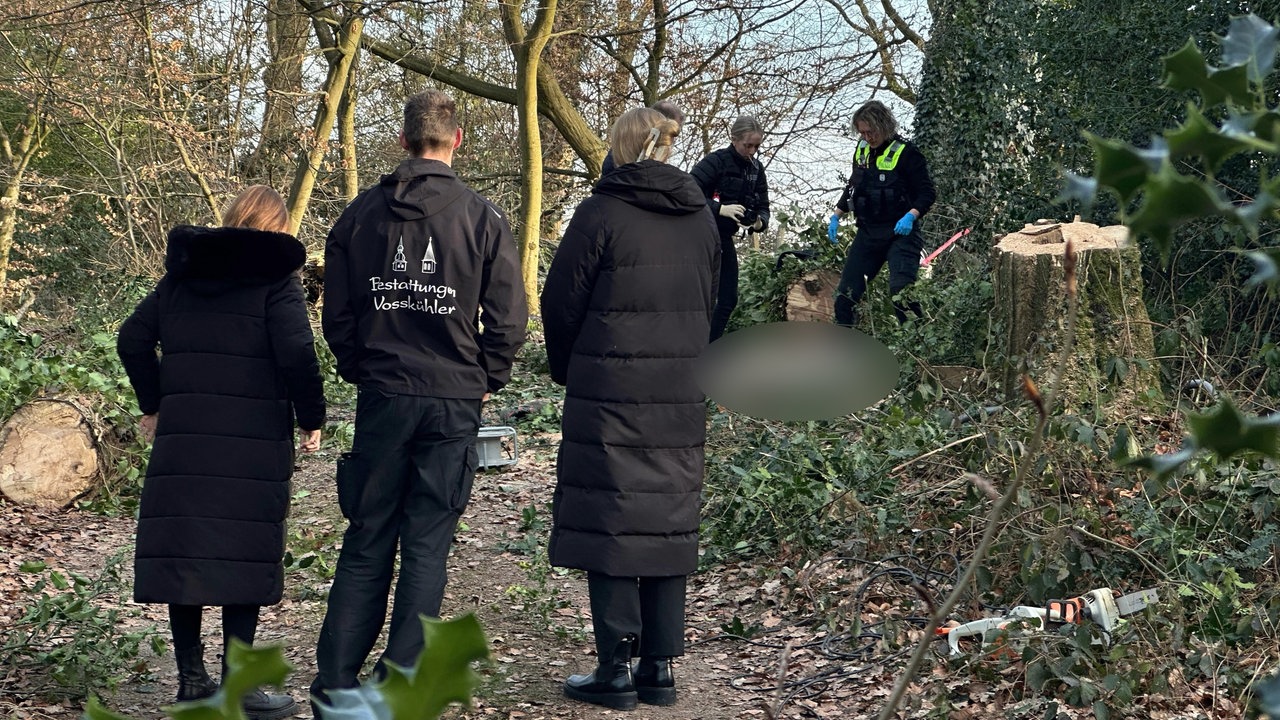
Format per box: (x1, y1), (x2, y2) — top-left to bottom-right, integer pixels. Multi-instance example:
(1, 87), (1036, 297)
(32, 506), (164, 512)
(829, 100), (936, 326)
(311, 90), (527, 706)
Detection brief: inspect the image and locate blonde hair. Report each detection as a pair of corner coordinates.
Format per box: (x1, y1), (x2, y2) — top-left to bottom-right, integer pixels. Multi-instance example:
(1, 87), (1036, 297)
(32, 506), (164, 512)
(729, 115), (765, 142)
(222, 185), (290, 233)
(609, 108), (680, 165)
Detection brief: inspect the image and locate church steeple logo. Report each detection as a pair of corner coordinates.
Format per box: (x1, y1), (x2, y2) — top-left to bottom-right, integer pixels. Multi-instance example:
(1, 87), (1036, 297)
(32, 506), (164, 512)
(392, 236), (408, 273)
(422, 237), (437, 274)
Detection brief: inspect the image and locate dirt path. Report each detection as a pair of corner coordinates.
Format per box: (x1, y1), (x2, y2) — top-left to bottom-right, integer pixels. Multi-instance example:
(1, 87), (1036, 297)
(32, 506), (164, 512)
(0, 438), (815, 720)
(1, 431), (1228, 720)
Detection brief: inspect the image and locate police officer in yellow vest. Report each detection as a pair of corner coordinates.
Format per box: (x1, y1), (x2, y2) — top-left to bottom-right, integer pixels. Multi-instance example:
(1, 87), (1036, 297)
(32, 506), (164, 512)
(829, 101), (936, 326)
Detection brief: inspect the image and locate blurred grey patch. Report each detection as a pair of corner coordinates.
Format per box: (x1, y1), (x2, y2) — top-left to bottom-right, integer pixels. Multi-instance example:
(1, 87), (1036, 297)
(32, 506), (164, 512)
(695, 322), (898, 421)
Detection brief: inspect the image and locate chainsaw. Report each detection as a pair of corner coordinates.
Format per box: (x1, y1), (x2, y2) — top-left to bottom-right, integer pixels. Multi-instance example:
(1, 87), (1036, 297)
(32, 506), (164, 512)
(937, 587), (1159, 656)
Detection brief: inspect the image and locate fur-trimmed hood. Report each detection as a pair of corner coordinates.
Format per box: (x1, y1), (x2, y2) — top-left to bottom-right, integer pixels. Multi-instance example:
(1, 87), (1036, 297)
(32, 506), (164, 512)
(164, 224), (305, 284)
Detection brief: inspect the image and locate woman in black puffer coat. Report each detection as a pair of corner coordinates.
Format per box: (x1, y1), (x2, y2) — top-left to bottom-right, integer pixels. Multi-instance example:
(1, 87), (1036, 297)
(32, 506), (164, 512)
(541, 108), (719, 711)
(117, 185), (325, 718)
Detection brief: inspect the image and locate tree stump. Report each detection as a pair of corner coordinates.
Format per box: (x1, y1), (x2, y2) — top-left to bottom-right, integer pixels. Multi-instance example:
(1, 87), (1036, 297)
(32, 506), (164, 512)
(785, 269), (841, 323)
(0, 399), (100, 509)
(992, 219), (1157, 408)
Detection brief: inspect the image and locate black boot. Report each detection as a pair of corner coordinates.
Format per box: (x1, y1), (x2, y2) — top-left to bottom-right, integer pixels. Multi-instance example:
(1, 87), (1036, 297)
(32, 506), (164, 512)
(241, 688), (298, 720)
(175, 645), (218, 702)
(564, 637), (638, 710)
(223, 653), (298, 720)
(634, 657), (676, 706)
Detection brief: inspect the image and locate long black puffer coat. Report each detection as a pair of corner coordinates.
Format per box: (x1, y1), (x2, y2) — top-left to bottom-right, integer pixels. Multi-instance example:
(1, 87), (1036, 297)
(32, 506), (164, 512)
(540, 160), (719, 577)
(117, 225), (326, 606)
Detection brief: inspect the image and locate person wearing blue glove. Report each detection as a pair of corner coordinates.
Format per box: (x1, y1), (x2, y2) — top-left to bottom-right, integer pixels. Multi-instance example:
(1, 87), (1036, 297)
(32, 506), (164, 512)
(691, 115), (771, 341)
(830, 100), (936, 326)
(894, 211), (915, 235)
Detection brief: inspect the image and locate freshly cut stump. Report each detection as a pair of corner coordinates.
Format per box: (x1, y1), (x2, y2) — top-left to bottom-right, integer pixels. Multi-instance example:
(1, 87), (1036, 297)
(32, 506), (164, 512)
(992, 219), (1157, 408)
(785, 269), (841, 323)
(0, 399), (100, 509)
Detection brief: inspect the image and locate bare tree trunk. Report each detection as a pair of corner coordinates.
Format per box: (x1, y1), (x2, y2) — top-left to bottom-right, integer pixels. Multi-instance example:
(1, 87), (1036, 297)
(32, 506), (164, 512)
(501, 0), (558, 304)
(244, 0), (310, 185)
(337, 49), (360, 202)
(0, 104), (48, 299)
(287, 3), (363, 234)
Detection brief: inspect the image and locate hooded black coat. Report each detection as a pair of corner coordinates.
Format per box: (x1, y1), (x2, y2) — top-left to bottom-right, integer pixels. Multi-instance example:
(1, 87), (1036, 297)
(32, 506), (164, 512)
(117, 225), (326, 606)
(322, 158), (527, 398)
(540, 160), (719, 577)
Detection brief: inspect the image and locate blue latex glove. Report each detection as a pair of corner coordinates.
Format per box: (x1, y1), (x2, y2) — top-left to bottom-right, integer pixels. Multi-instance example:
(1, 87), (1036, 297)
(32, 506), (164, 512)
(827, 214), (840, 244)
(894, 212), (916, 235)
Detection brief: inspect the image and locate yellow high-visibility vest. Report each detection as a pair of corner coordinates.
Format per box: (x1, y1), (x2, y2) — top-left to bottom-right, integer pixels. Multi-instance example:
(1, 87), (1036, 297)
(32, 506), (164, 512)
(854, 139), (906, 170)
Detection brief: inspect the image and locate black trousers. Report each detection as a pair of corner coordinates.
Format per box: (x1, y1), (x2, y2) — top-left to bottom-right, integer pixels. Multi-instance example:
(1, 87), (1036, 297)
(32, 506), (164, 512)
(834, 224), (924, 325)
(312, 389), (481, 691)
(169, 604), (259, 652)
(587, 573), (687, 659)
(709, 231), (739, 342)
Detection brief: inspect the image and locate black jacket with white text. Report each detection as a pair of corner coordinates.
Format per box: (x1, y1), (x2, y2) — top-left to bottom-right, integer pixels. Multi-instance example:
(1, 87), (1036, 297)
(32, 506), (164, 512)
(322, 157), (527, 398)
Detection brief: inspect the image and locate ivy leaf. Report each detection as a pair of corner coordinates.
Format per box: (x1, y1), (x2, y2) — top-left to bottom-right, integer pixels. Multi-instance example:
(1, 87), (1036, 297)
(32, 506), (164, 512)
(1056, 172), (1098, 216)
(377, 614), (489, 720)
(1086, 133), (1164, 204)
(1125, 446), (1197, 482)
(1126, 167), (1233, 258)
(1109, 424), (1140, 463)
(1186, 397), (1280, 460)
(1221, 13), (1279, 84)
(1165, 104), (1263, 172)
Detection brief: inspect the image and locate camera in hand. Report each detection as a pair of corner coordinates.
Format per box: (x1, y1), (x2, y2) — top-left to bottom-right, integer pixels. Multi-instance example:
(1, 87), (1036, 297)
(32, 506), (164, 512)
(739, 206), (759, 227)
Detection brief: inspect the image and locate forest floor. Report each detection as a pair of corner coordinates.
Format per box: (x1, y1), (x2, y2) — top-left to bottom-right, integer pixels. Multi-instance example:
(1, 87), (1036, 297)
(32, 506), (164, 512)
(0, 426), (1237, 720)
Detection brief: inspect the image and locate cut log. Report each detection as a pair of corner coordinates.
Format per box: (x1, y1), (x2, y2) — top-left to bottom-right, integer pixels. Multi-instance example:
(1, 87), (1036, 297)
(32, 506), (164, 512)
(0, 399), (100, 509)
(992, 219), (1157, 408)
(785, 269), (841, 323)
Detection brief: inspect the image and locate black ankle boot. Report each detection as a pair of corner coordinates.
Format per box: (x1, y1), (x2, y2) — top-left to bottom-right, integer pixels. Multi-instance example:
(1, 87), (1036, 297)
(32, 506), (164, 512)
(175, 645), (218, 702)
(241, 688), (298, 720)
(222, 652), (298, 720)
(634, 657), (676, 706)
(564, 637), (638, 710)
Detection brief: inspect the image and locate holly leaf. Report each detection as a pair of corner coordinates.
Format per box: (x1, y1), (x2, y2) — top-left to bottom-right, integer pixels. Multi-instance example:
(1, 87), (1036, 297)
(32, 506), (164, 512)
(1219, 110), (1280, 161)
(1186, 397), (1280, 460)
(1086, 133), (1164, 205)
(83, 697), (134, 720)
(1125, 446), (1197, 482)
(376, 614), (489, 720)
(1256, 670), (1280, 718)
(1056, 172), (1098, 216)
(1237, 191), (1280, 236)
(1165, 104), (1264, 172)
(1242, 248), (1280, 294)
(1221, 13), (1279, 83)
(314, 687), (391, 720)
(1126, 167), (1234, 259)
(168, 642), (292, 720)
(1162, 39), (1251, 107)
